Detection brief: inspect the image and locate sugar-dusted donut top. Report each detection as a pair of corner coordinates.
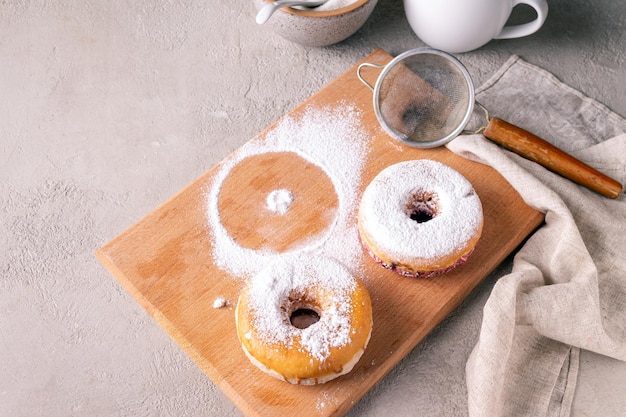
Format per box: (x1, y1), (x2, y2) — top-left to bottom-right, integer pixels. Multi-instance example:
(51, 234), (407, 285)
(359, 159), (483, 263)
(245, 255), (357, 361)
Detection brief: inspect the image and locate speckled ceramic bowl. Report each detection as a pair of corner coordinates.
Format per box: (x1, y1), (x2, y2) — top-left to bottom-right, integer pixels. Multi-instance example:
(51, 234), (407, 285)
(253, 0), (378, 47)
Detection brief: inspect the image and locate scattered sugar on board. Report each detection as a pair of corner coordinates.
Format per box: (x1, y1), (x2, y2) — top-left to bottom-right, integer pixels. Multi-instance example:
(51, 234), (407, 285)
(205, 104), (370, 280)
(212, 296), (228, 309)
(266, 188), (294, 215)
(316, 390), (340, 412)
(247, 256), (355, 360)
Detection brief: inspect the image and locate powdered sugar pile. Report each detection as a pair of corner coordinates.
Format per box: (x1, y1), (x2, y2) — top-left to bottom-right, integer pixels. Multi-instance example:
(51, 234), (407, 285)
(294, 0), (359, 11)
(359, 159), (483, 262)
(246, 255), (356, 360)
(205, 104), (370, 279)
(315, 0), (360, 11)
(266, 188), (294, 215)
(212, 296), (228, 309)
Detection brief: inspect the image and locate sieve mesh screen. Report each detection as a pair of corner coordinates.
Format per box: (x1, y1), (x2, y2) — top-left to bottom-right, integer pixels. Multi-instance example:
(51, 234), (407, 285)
(377, 52), (472, 144)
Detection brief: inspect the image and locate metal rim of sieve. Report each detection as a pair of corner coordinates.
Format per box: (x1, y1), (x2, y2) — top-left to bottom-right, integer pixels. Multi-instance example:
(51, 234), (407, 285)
(361, 48), (475, 148)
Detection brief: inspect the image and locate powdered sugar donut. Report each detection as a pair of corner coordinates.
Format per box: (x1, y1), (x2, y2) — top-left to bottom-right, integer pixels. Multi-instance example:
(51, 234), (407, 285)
(235, 255), (372, 385)
(358, 159), (483, 277)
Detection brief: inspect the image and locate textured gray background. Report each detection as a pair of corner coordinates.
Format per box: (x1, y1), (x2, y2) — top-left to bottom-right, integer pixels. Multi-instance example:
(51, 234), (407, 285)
(1, 0), (625, 416)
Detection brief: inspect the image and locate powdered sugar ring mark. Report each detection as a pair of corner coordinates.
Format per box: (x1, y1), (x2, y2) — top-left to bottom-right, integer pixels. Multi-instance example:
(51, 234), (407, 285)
(207, 149), (338, 277)
(266, 188), (294, 215)
(205, 104), (370, 279)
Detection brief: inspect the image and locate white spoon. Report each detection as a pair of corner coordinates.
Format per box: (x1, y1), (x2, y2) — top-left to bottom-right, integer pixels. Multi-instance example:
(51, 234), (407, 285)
(256, 0), (330, 24)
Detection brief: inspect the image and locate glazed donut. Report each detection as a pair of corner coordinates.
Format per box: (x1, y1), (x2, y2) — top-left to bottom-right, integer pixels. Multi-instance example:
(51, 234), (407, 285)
(358, 159), (483, 277)
(235, 255), (373, 385)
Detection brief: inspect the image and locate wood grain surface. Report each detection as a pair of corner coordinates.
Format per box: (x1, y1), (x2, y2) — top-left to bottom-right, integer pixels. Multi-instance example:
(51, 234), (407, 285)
(96, 49), (544, 417)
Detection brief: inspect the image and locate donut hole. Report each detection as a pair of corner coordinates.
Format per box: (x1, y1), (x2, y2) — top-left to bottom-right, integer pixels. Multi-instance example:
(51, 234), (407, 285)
(284, 292), (322, 330)
(410, 208), (434, 223)
(405, 190), (439, 224)
(290, 307), (321, 329)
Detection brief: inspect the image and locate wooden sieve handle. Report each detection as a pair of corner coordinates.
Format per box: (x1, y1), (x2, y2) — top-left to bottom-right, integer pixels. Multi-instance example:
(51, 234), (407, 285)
(483, 117), (623, 199)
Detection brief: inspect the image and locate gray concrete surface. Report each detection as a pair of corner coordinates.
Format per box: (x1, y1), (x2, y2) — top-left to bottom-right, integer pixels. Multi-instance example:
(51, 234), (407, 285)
(1, 0), (625, 416)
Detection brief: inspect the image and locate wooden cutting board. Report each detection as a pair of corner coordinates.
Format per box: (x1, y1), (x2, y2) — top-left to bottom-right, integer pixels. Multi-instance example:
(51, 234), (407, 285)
(96, 49), (544, 417)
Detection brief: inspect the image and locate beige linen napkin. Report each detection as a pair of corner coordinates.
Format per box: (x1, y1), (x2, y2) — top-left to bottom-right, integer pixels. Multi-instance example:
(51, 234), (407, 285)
(446, 56), (626, 417)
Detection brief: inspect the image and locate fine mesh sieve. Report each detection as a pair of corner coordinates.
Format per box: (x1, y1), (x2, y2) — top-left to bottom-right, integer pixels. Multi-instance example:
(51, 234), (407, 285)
(359, 48), (474, 148)
(357, 48), (623, 199)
